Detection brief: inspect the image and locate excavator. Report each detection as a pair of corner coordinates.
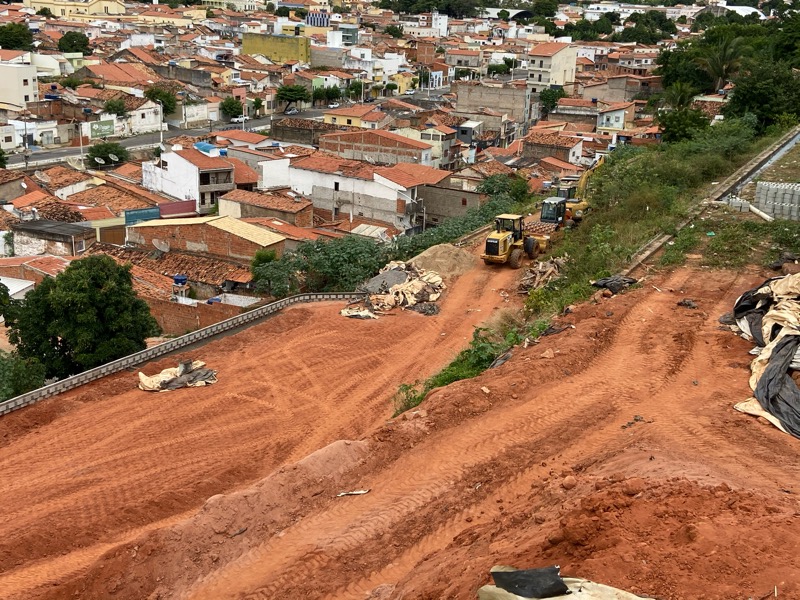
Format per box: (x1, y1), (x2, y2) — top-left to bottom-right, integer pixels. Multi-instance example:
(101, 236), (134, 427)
(481, 199), (572, 268)
(555, 154), (605, 222)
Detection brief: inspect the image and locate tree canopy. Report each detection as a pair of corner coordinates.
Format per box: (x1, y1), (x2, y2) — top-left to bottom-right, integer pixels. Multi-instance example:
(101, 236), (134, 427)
(0, 23), (33, 51)
(539, 88), (567, 117)
(384, 24), (404, 38)
(58, 31), (91, 55)
(145, 85), (178, 115)
(104, 98), (127, 117)
(221, 96), (244, 118)
(87, 142), (129, 166)
(276, 84), (311, 108)
(5, 255), (160, 379)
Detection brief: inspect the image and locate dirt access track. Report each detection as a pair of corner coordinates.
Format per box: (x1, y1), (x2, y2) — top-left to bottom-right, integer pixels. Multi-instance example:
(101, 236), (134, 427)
(4, 262), (800, 599)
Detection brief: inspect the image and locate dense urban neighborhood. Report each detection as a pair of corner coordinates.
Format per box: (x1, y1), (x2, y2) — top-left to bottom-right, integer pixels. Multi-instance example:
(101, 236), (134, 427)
(0, 0), (800, 596)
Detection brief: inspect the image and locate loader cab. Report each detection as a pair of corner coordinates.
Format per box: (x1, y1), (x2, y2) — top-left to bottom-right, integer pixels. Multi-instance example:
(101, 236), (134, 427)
(494, 213), (525, 241)
(540, 198), (568, 224)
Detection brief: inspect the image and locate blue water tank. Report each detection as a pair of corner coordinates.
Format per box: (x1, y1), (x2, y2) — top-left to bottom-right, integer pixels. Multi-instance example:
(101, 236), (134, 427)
(173, 274), (188, 286)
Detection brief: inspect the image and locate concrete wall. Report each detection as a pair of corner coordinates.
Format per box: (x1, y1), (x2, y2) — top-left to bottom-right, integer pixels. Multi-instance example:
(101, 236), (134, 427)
(310, 45), (347, 68)
(755, 181), (800, 220)
(418, 184), (485, 224)
(242, 33), (310, 64)
(452, 82), (533, 134)
(272, 119), (353, 145)
(152, 65), (214, 95)
(148, 296), (243, 335)
(0, 291), (364, 418)
(318, 133), (432, 166)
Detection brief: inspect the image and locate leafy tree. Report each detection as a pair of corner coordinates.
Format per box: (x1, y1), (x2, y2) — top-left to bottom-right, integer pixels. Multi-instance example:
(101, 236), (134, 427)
(36, 7), (54, 17)
(313, 86), (327, 105)
(347, 80), (364, 99)
(723, 59), (800, 130)
(275, 6), (290, 16)
(58, 31), (91, 55)
(251, 248), (277, 274)
(437, 0), (476, 18)
(455, 68), (473, 79)
(265, 1), (275, 11)
(252, 97), (263, 115)
(206, 8), (215, 17)
(104, 98), (127, 117)
(658, 108), (709, 142)
(88, 142), (129, 166)
(661, 81), (696, 110)
(539, 87), (567, 117)
(0, 149), (7, 170)
(384, 24), (404, 38)
(532, 0), (557, 18)
(0, 351), (45, 401)
(498, 9), (509, 20)
(60, 75), (86, 90)
(0, 23), (33, 51)
(0, 282), (10, 320)
(6, 256), (160, 379)
(487, 63), (510, 76)
(385, 82), (398, 95)
(606, 11), (620, 24)
(145, 85), (178, 115)
(695, 37), (743, 91)
(221, 96), (244, 118)
(655, 44), (712, 90)
(324, 86), (342, 102)
(276, 84), (311, 110)
(594, 16), (613, 35)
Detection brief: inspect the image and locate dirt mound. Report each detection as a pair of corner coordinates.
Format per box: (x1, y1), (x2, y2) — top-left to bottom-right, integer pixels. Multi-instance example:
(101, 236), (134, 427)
(410, 244), (476, 278)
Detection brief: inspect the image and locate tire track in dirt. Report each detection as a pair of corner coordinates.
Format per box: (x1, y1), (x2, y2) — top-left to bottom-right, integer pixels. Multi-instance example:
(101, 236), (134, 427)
(182, 271), (710, 599)
(0, 254), (520, 600)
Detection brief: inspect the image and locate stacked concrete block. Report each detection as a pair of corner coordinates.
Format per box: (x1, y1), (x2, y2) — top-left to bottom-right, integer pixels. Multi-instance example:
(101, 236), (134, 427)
(726, 195), (752, 213)
(756, 182), (800, 220)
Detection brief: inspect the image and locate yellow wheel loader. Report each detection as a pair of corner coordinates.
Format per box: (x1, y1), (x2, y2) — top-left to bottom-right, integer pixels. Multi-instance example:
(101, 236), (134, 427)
(481, 214), (539, 269)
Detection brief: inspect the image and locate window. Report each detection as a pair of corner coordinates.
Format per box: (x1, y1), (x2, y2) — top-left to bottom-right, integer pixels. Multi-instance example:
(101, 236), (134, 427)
(75, 239), (85, 252)
(460, 129), (468, 135)
(3, 136), (11, 143)
(346, 119), (352, 125)
(537, 74), (542, 82)
(461, 198), (467, 206)
(539, 60), (543, 68)
(22, 79), (29, 86)
(200, 195), (207, 205)
(161, 160), (168, 169)
(615, 116), (620, 122)
(331, 117), (337, 123)
(334, 181), (339, 191)
(141, 113), (146, 119)
(24, 95), (29, 102)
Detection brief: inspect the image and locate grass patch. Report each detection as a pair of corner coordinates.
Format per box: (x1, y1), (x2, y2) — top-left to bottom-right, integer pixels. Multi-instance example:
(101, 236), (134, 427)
(660, 225), (702, 266)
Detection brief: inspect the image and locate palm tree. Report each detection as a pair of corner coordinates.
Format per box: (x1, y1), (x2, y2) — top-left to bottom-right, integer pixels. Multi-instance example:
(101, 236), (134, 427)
(696, 37), (743, 92)
(662, 81), (696, 110)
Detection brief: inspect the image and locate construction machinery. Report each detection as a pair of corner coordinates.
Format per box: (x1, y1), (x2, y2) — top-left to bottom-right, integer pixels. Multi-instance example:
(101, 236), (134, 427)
(555, 154), (606, 221)
(481, 214), (539, 269)
(526, 197), (573, 255)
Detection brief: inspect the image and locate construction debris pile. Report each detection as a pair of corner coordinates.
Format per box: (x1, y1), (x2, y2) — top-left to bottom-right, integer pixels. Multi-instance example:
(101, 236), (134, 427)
(728, 273), (800, 438)
(341, 261), (446, 319)
(518, 256), (569, 294)
(409, 244), (476, 278)
(138, 360), (218, 392)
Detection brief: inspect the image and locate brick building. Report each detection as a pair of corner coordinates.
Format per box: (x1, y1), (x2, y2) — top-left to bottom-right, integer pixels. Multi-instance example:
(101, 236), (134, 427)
(126, 215), (285, 263)
(318, 129), (433, 166)
(522, 131), (584, 165)
(219, 188), (313, 226)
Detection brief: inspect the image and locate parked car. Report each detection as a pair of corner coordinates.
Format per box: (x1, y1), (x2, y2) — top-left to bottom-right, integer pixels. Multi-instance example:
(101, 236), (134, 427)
(327, 102), (340, 109)
(404, 89), (416, 96)
(284, 107), (300, 115)
(230, 115), (250, 123)
(364, 97), (375, 103)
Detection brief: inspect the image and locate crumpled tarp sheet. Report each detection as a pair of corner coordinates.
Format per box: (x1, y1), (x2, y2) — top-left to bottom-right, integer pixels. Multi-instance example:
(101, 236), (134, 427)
(138, 360), (218, 392)
(730, 274), (800, 437)
(591, 275), (637, 294)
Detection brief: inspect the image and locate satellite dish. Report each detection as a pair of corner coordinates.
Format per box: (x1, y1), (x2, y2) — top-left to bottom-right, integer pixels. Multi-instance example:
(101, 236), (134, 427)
(66, 157), (86, 171)
(109, 153), (119, 162)
(152, 239), (170, 252)
(94, 157), (106, 164)
(34, 170), (51, 183)
(20, 181), (27, 189)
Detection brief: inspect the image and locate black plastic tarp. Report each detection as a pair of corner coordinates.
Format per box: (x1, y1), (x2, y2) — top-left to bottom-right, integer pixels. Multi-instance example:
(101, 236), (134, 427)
(753, 335), (800, 438)
(491, 566), (570, 598)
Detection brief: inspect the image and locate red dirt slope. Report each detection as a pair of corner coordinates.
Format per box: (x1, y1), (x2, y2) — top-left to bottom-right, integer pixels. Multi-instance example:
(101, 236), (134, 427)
(17, 265), (800, 600)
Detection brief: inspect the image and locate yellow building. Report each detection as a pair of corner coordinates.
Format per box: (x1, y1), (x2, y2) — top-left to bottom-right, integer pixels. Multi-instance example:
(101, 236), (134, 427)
(23, 0), (124, 17)
(242, 33), (310, 64)
(322, 104), (386, 129)
(390, 71), (415, 94)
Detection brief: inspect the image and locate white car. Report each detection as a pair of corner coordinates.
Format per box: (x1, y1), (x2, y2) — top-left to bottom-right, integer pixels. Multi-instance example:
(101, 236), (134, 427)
(284, 107), (300, 115)
(404, 89), (415, 95)
(230, 115), (250, 124)
(328, 102), (340, 109)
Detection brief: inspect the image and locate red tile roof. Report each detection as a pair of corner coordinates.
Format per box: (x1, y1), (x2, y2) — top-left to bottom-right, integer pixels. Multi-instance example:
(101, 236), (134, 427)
(226, 157), (259, 185)
(221, 189), (311, 213)
(175, 148), (233, 171)
(529, 42), (572, 57)
(375, 163), (450, 188)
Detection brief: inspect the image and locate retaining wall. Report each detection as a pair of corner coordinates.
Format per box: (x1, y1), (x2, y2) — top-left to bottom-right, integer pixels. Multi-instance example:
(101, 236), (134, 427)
(0, 292), (364, 418)
(755, 182), (800, 220)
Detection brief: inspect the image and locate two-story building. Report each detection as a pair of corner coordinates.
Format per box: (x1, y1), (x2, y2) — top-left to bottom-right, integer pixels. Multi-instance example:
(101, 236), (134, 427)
(392, 124), (459, 170)
(322, 104), (392, 129)
(318, 129), (434, 167)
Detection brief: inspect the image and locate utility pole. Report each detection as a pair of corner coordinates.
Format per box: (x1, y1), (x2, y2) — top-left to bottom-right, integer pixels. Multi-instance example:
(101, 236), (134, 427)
(155, 99), (164, 147)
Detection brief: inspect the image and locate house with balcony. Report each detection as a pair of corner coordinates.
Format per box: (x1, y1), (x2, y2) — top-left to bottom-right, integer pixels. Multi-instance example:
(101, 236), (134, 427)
(523, 42), (577, 94)
(142, 146), (236, 215)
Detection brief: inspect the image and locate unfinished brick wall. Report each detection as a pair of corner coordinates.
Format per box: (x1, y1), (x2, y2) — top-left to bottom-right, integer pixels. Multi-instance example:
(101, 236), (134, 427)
(130, 223), (284, 263)
(148, 298), (243, 335)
